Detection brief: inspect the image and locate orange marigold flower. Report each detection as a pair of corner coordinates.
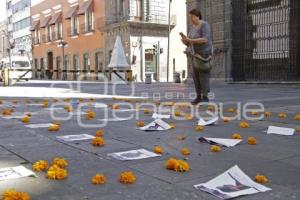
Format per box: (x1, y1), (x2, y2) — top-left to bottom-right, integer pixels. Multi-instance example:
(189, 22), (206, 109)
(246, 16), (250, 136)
(86, 110), (96, 120)
(21, 116), (31, 124)
(64, 105), (73, 112)
(12, 100), (18, 104)
(210, 145), (221, 152)
(176, 135), (186, 141)
(2, 109), (12, 116)
(143, 109), (152, 114)
(227, 108), (235, 113)
(46, 165), (68, 180)
(181, 148), (191, 156)
(119, 171), (136, 184)
(95, 130), (105, 137)
(174, 111), (182, 117)
(207, 105), (215, 112)
(264, 112), (272, 117)
(169, 123), (176, 129)
(92, 137), (105, 147)
(239, 121), (250, 128)
(278, 112), (287, 118)
(41, 101), (49, 108)
(153, 146), (164, 154)
(165, 158), (190, 172)
(32, 160), (49, 172)
(162, 102), (175, 107)
(195, 125), (205, 132)
(52, 157), (68, 169)
(296, 127), (300, 132)
(251, 111), (259, 116)
(110, 104), (120, 110)
(136, 121), (145, 127)
(0, 99), (3, 104)
(231, 133), (242, 139)
(184, 114), (193, 121)
(2, 189), (30, 200)
(223, 117), (230, 123)
(48, 124), (60, 131)
(91, 174), (106, 185)
(63, 98), (70, 102)
(294, 114), (300, 121)
(248, 137), (257, 145)
(254, 174), (268, 184)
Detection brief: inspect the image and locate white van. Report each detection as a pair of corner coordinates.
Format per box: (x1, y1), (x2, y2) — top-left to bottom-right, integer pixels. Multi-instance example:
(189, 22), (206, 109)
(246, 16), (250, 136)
(0, 56), (32, 80)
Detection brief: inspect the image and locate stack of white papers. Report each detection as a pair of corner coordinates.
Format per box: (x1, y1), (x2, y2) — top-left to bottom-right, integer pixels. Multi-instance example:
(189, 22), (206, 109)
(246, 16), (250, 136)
(198, 117), (219, 126)
(267, 126), (295, 136)
(138, 119), (171, 131)
(0, 166), (35, 181)
(199, 137), (242, 147)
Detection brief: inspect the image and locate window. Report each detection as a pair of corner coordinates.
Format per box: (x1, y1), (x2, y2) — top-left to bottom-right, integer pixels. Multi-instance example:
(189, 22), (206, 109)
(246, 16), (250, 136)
(56, 23), (62, 40)
(73, 55), (79, 80)
(13, 17), (31, 32)
(71, 16), (78, 36)
(135, 0), (142, 19)
(95, 52), (103, 80)
(83, 53), (90, 80)
(34, 29), (40, 44)
(85, 11), (93, 32)
(34, 58), (38, 78)
(40, 58), (45, 79)
(46, 26), (51, 42)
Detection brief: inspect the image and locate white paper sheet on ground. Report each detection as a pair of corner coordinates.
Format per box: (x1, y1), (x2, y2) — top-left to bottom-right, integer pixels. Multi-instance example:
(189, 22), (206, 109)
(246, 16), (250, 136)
(267, 126), (295, 136)
(138, 119), (171, 131)
(98, 118), (129, 122)
(107, 149), (160, 161)
(2, 115), (24, 119)
(115, 109), (137, 112)
(56, 134), (95, 142)
(194, 165), (271, 199)
(94, 103), (108, 108)
(25, 123), (53, 128)
(0, 166), (35, 181)
(198, 117), (219, 126)
(199, 137), (242, 147)
(152, 113), (171, 119)
(44, 107), (64, 111)
(27, 103), (44, 106)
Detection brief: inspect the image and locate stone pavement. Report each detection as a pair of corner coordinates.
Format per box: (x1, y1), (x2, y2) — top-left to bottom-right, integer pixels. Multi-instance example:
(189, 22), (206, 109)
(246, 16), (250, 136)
(0, 80), (300, 200)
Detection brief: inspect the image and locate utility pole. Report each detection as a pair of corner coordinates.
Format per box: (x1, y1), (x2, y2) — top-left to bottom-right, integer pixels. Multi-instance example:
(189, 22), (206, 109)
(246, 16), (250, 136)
(167, 0), (172, 82)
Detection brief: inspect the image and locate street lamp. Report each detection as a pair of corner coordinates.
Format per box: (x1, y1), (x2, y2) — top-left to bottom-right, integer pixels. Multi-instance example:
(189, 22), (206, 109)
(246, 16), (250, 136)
(167, 0), (172, 82)
(58, 40), (68, 80)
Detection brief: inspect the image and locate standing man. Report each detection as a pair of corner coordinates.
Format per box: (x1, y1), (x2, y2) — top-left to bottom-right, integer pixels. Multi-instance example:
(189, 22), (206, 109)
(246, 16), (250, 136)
(181, 9), (213, 104)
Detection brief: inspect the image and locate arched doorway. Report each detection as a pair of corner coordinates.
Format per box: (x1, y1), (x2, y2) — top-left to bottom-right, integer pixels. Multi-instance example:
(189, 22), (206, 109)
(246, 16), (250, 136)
(47, 51), (54, 80)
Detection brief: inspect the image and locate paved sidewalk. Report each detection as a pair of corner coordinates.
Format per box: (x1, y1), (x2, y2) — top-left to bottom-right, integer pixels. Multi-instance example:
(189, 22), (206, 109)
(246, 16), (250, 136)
(0, 81), (299, 200)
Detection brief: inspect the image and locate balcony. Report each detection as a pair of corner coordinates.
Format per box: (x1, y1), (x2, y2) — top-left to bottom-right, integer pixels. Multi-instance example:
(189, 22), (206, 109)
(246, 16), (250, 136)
(80, 23), (94, 34)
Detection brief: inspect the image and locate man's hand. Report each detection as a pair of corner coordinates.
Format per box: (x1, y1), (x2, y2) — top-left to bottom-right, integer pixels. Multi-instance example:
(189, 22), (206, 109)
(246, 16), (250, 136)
(181, 37), (190, 45)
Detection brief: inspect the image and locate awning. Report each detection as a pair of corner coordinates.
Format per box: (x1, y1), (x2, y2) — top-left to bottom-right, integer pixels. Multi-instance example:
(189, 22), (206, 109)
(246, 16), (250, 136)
(65, 6), (79, 19)
(77, 0), (93, 15)
(30, 20), (40, 31)
(49, 12), (62, 25)
(40, 16), (52, 28)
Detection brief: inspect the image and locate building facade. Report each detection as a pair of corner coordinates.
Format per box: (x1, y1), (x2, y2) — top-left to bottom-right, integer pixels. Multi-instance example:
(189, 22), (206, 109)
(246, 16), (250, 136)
(0, 21), (9, 61)
(31, 0), (105, 80)
(102, 0), (187, 82)
(187, 0), (300, 82)
(6, 0), (32, 60)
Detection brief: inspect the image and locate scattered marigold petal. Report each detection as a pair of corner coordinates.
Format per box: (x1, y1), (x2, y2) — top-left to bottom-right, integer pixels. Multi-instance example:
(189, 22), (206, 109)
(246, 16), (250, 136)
(195, 125), (205, 132)
(294, 114), (300, 121)
(2, 189), (30, 200)
(52, 157), (68, 169)
(210, 145), (221, 152)
(239, 121), (250, 128)
(176, 135), (186, 141)
(153, 146), (164, 154)
(119, 171), (136, 184)
(181, 148), (191, 156)
(92, 137), (105, 147)
(48, 124), (60, 131)
(21, 116), (31, 123)
(32, 160), (49, 172)
(231, 133), (242, 139)
(136, 121), (145, 127)
(264, 112), (272, 117)
(91, 174), (106, 185)
(46, 165), (68, 180)
(278, 112), (287, 118)
(248, 137), (257, 145)
(254, 174), (268, 184)
(95, 130), (105, 137)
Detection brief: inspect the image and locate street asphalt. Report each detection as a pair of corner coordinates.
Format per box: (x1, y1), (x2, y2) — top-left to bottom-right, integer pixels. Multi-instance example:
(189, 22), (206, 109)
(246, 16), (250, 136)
(0, 80), (300, 200)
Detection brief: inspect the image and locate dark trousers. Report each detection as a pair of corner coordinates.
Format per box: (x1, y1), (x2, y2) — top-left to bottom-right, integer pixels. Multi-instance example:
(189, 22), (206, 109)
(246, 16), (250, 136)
(190, 58), (210, 97)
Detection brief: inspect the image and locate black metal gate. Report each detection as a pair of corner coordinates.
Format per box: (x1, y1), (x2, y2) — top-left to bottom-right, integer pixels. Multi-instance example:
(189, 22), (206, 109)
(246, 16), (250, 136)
(232, 0), (300, 81)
